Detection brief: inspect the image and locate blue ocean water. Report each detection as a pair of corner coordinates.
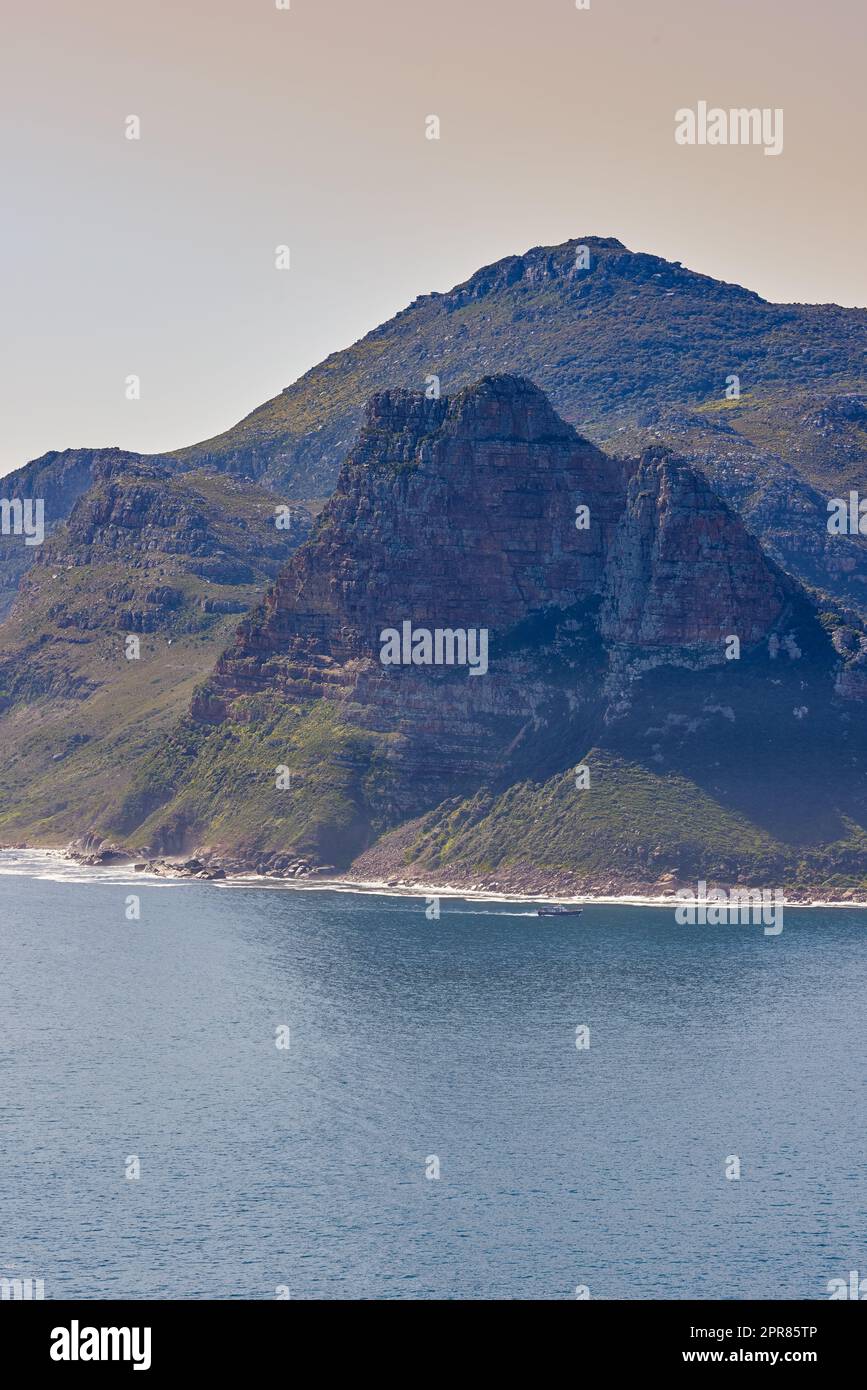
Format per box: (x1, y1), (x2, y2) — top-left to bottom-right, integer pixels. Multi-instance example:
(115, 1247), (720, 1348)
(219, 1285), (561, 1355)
(1, 851), (865, 1301)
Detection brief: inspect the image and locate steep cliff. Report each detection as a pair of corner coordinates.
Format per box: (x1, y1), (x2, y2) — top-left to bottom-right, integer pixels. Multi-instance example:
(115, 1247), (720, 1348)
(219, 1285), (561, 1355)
(110, 377), (867, 892)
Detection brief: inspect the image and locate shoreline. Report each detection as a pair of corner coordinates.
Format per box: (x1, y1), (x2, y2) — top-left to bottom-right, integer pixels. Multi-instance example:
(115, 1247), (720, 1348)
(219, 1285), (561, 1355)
(303, 874), (867, 911)
(2, 845), (867, 910)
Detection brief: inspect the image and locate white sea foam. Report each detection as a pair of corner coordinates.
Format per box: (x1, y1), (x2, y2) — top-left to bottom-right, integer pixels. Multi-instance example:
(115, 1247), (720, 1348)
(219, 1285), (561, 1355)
(1, 849), (865, 910)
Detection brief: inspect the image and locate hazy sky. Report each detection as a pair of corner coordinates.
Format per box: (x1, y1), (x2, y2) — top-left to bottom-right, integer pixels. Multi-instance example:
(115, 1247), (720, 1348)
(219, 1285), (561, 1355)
(2, 0), (865, 476)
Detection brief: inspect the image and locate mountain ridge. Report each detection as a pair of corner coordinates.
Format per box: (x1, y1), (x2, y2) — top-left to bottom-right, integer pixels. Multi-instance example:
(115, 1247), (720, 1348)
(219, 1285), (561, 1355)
(6, 234), (864, 621)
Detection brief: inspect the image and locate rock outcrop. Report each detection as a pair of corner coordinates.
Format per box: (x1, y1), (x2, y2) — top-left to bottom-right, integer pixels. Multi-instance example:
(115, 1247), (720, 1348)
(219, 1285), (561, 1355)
(200, 376), (789, 729)
(116, 373), (861, 886)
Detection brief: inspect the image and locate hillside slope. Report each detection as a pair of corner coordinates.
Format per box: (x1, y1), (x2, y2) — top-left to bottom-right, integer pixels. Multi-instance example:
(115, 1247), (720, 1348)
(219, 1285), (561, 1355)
(0, 459), (311, 842)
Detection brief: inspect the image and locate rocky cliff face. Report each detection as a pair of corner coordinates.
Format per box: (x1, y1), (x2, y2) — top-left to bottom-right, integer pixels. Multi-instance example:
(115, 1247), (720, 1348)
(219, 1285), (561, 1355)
(599, 449), (790, 661)
(108, 374), (866, 890)
(199, 377), (621, 708)
(56, 456), (309, 583)
(0, 448), (144, 619)
(200, 377), (788, 719)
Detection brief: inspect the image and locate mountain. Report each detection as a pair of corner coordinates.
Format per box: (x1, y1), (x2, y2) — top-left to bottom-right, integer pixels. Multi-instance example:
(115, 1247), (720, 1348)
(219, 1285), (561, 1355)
(171, 235), (867, 616)
(2, 238), (867, 895)
(4, 237), (867, 620)
(103, 377), (867, 896)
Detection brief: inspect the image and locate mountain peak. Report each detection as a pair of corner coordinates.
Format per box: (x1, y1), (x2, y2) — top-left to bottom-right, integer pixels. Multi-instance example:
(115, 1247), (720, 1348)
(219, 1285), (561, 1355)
(354, 375), (583, 473)
(421, 235), (763, 316)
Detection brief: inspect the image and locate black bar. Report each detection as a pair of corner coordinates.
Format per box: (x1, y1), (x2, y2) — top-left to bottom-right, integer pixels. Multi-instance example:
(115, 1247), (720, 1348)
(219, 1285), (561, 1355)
(3, 1299), (864, 1375)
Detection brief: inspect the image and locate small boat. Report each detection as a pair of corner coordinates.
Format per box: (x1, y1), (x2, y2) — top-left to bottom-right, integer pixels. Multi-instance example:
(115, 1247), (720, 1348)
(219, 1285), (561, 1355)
(536, 903), (583, 918)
